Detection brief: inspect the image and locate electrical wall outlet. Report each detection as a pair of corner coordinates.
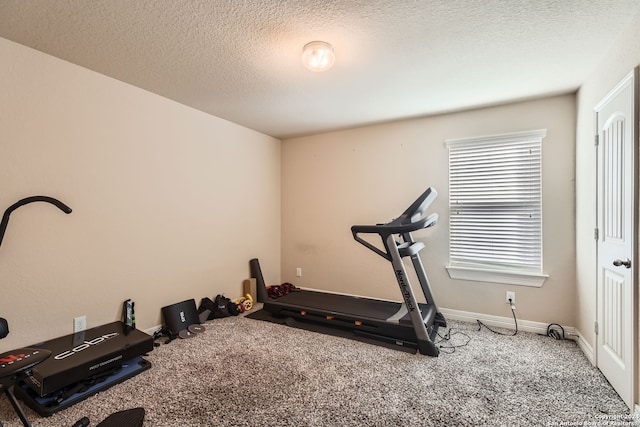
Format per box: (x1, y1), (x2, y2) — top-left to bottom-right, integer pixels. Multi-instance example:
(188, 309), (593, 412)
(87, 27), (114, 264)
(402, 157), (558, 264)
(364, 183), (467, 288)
(505, 291), (515, 304)
(74, 315), (87, 332)
(296, 267), (302, 277)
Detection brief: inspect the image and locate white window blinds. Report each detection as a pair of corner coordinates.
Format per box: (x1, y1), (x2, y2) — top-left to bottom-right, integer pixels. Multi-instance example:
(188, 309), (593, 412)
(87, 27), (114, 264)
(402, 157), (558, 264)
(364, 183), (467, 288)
(446, 129), (546, 274)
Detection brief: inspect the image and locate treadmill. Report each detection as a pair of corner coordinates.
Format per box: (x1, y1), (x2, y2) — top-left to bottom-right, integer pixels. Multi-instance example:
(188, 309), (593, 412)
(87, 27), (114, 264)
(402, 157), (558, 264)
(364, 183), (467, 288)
(250, 187), (446, 356)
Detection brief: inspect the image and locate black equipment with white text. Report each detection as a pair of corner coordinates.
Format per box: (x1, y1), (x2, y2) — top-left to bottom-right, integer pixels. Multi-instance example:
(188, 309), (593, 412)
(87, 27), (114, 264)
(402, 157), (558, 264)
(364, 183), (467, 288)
(22, 321), (153, 397)
(161, 299), (200, 337)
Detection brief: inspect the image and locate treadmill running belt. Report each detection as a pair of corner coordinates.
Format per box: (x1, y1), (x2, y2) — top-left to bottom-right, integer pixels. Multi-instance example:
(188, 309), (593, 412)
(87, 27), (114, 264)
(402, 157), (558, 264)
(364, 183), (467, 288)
(271, 290), (403, 320)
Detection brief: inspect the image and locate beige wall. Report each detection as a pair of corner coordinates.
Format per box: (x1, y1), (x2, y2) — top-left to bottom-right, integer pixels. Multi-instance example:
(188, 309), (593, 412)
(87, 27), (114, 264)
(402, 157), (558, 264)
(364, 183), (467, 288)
(282, 94), (576, 325)
(0, 37), (281, 350)
(575, 9), (640, 404)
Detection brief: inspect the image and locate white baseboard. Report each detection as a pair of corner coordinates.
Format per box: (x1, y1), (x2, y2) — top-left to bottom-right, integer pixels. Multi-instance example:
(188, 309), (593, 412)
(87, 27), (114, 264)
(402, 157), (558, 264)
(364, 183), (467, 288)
(573, 329), (595, 365)
(144, 325), (162, 336)
(440, 307), (599, 364)
(439, 307), (576, 336)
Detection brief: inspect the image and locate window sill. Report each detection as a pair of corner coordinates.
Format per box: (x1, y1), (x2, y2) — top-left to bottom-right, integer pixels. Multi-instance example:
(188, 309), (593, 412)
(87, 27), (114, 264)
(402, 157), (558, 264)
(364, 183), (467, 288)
(445, 265), (548, 287)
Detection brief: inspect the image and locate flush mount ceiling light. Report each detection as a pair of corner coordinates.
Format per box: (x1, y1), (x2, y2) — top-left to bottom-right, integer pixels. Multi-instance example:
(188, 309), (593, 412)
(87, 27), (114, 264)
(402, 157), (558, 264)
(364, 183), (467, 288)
(302, 41), (335, 72)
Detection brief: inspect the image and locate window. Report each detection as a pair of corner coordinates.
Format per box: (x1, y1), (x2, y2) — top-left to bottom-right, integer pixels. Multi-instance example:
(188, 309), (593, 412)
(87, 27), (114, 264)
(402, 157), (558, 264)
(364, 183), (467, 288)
(445, 129), (548, 287)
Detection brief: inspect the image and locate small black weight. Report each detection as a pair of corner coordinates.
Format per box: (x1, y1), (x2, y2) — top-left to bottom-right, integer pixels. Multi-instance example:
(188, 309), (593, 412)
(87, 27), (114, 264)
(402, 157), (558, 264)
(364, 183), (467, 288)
(178, 329), (196, 339)
(188, 324), (205, 334)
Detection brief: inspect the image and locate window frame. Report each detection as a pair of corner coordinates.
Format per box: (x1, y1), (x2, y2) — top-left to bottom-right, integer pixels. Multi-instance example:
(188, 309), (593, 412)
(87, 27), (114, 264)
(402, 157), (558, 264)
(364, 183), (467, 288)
(445, 129), (549, 287)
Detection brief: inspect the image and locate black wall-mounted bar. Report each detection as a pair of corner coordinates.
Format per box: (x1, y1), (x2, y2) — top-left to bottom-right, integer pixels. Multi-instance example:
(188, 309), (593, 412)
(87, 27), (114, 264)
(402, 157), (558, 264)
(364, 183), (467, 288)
(0, 196), (72, 249)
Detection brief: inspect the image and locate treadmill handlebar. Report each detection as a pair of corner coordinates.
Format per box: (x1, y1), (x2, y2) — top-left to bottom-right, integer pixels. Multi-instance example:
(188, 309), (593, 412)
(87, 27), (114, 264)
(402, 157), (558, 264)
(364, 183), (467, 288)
(396, 187), (438, 226)
(351, 187), (438, 260)
(351, 212), (437, 236)
(351, 187), (438, 237)
(351, 213), (437, 260)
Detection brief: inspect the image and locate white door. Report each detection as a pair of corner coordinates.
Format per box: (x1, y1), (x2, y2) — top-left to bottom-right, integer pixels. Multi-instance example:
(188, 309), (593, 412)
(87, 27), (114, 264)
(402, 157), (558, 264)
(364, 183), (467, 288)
(595, 68), (637, 410)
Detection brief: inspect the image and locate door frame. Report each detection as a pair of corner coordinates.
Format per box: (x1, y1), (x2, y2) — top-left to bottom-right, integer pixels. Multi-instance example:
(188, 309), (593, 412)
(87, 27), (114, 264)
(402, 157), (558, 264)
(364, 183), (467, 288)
(594, 67), (639, 411)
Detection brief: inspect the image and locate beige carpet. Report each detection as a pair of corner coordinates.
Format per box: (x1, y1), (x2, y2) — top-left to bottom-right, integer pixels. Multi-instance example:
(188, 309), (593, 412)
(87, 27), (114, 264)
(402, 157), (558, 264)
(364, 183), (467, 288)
(0, 315), (631, 426)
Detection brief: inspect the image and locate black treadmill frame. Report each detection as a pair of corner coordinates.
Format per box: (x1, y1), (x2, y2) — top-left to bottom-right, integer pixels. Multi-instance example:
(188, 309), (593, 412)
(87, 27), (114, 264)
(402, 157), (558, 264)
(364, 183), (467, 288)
(251, 187), (446, 356)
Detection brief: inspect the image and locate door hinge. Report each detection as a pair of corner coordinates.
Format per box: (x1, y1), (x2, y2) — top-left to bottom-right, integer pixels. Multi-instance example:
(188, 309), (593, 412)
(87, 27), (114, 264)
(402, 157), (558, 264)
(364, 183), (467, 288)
(594, 321), (599, 335)
(594, 134), (599, 146)
(594, 228), (599, 240)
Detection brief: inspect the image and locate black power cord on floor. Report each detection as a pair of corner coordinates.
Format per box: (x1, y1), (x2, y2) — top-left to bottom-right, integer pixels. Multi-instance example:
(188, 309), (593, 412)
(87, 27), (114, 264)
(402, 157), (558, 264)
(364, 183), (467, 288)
(435, 298), (519, 354)
(435, 327), (472, 354)
(476, 298), (518, 336)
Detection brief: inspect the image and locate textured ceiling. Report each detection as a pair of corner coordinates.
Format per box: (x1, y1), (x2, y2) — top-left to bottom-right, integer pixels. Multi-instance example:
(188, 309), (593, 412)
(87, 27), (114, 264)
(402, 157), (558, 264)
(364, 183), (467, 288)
(1, 0), (640, 139)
